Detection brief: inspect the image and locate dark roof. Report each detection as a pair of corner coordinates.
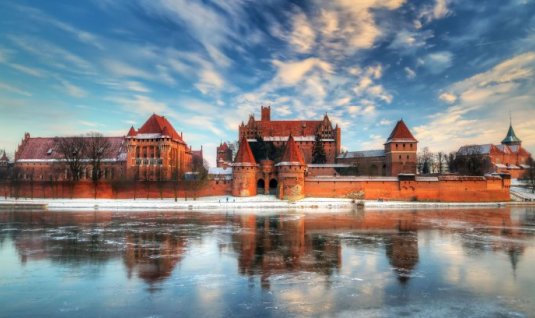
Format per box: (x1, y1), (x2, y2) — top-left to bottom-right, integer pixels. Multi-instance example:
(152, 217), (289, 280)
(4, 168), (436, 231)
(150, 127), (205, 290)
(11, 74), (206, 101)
(280, 135), (305, 164)
(234, 135), (256, 165)
(338, 149), (385, 159)
(15, 137), (127, 161)
(387, 120), (417, 142)
(501, 124), (521, 145)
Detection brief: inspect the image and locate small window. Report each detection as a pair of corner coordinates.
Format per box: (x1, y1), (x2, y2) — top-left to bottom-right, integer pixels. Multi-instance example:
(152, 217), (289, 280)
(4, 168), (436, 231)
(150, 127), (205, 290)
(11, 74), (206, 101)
(399, 155), (401, 159)
(47, 148), (53, 155)
(407, 155), (409, 159)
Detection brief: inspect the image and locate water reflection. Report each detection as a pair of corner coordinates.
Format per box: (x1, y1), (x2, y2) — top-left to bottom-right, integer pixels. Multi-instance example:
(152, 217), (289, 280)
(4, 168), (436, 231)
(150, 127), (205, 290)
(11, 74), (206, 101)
(0, 207), (534, 316)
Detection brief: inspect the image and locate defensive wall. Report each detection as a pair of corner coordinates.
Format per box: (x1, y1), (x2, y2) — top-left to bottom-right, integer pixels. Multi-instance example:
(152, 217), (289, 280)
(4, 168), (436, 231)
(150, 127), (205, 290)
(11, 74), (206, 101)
(1, 174), (511, 202)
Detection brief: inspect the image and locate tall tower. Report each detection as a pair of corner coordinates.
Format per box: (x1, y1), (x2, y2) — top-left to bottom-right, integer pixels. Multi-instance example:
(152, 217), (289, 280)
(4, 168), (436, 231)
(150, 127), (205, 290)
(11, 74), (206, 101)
(216, 142), (233, 168)
(276, 135), (306, 200)
(261, 105), (271, 121)
(384, 120), (418, 176)
(232, 135), (258, 197)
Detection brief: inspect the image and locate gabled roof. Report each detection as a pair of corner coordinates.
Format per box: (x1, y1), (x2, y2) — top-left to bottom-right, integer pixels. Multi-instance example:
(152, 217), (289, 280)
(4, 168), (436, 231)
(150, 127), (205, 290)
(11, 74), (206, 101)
(138, 114), (183, 142)
(501, 124), (521, 145)
(386, 120), (417, 142)
(234, 135), (256, 165)
(279, 135), (305, 165)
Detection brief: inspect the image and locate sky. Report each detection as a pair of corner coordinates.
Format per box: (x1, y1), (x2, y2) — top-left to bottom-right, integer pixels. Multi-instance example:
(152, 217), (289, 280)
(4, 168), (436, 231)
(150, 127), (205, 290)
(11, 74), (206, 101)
(0, 0), (534, 167)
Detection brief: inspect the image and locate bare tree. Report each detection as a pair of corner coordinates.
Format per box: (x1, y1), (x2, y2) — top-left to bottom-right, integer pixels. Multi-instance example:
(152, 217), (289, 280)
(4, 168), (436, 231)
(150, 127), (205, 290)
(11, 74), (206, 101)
(418, 147), (434, 174)
(86, 132), (111, 199)
(171, 166), (182, 202)
(188, 157), (208, 200)
(0, 159), (9, 199)
(451, 147), (491, 176)
(55, 136), (87, 181)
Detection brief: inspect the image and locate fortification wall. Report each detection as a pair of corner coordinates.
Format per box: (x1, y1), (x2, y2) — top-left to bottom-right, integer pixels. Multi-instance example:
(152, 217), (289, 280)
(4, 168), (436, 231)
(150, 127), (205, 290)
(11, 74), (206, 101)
(304, 176), (510, 202)
(1, 180), (232, 200)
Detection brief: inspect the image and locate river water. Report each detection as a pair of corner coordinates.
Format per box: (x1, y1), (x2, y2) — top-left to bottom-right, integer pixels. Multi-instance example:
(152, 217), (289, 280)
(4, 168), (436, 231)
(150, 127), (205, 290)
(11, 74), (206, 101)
(0, 207), (534, 317)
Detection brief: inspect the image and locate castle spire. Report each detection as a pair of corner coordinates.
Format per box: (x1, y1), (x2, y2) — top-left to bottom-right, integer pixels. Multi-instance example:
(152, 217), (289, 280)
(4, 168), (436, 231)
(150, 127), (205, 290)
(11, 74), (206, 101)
(501, 119), (522, 146)
(234, 135), (256, 165)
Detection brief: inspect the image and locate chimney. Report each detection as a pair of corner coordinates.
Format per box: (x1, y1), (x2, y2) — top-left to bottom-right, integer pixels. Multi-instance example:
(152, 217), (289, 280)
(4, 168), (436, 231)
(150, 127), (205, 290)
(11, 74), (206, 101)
(261, 105), (271, 121)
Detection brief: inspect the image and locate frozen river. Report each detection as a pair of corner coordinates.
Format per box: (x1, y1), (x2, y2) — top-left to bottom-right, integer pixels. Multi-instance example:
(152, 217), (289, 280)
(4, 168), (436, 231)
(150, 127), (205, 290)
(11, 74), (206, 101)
(1, 207), (534, 317)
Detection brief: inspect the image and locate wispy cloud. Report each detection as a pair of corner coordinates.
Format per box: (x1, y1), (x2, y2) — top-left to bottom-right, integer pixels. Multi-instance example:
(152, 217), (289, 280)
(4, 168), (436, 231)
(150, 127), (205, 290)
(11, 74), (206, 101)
(0, 82), (32, 96)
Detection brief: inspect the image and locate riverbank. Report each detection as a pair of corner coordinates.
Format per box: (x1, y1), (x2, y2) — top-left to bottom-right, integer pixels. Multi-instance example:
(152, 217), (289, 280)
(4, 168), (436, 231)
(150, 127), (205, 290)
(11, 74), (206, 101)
(1, 195), (530, 211)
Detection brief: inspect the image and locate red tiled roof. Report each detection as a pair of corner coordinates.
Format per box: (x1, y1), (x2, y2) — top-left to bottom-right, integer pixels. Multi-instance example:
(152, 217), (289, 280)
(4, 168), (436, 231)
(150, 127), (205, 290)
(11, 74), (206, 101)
(234, 135), (256, 165)
(138, 114), (183, 142)
(127, 126), (137, 137)
(281, 135), (305, 164)
(218, 142), (229, 152)
(387, 120), (417, 142)
(250, 120), (325, 137)
(15, 137), (126, 161)
(1, 151), (8, 161)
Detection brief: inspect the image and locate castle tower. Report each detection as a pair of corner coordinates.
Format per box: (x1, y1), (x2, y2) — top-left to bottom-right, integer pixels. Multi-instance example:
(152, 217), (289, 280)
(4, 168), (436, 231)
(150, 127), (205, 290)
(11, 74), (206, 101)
(276, 135), (306, 201)
(216, 142), (233, 168)
(384, 120), (418, 176)
(261, 105), (271, 121)
(232, 135), (258, 197)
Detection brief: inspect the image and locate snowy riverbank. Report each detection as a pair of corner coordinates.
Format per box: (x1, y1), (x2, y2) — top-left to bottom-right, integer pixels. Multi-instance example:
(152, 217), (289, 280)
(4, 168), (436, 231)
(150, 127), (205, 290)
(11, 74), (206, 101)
(0, 195), (525, 212)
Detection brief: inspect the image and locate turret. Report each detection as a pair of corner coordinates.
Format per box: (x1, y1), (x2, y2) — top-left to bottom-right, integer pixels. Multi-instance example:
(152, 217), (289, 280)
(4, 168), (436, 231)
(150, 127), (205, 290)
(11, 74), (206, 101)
(232, 135), (258, 197)
(275, 135), (306, 200)
(384, 119), (418, 176)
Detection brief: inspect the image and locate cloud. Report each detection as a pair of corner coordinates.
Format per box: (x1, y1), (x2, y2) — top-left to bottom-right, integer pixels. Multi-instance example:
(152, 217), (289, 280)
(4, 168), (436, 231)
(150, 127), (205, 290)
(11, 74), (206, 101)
(109, 94), (169, 116)
(414, 52), (535, 152)
(9, 36), (93, 74)
(272, 58), (332, 86)
(420, 51), (453, 74)
(439, 92), (457, 103)
(0, 82), (32, 96)
(404, 67), (416, 79)
(195, 68), (225, 94)
(419, 0), (451, 24)
(125, 81), (150, 93)
(289, 11), (316, 53)
(59, 80), (87, 98)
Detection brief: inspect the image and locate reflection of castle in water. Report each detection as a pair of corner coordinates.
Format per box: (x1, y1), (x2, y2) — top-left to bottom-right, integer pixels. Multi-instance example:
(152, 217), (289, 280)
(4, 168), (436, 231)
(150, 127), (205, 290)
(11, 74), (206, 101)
(1, 208), (533, 288)
(233, 215), (342, 289)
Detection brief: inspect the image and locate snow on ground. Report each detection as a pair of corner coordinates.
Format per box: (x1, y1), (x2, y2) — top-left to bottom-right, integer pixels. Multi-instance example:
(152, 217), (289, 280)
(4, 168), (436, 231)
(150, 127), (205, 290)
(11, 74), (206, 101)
(0, 195), (515, 212)
(511, 186), (535, 201)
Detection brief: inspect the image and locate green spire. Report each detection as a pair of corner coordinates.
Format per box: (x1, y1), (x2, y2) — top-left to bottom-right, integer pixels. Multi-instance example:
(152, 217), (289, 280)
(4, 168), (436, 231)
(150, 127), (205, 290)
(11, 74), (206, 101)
(501, 120), (521, 146)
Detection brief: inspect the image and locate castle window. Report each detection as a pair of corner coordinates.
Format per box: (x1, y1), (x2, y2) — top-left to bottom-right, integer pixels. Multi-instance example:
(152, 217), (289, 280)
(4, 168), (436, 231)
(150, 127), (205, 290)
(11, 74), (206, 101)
(396, 144), (398, 149)
(47, 148), (53, 155)
(403, 144), (405, 148)
(399, 155), (402, 159)
(407, 155), (409, 159)
(410, 144), (413, 148)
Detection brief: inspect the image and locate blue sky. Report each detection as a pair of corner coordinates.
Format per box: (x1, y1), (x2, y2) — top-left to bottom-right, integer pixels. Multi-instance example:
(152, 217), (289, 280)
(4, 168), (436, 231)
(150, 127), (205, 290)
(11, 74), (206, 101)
(0, 0), (534, 166)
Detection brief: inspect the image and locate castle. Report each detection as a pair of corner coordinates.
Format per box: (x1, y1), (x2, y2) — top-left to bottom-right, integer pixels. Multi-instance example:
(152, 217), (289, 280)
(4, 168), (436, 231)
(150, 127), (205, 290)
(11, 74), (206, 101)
(457, 121), (531, 178)
(12, 114), (202, 182)
(3, 106), (514, 202)
(224, 106), (419, 200)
